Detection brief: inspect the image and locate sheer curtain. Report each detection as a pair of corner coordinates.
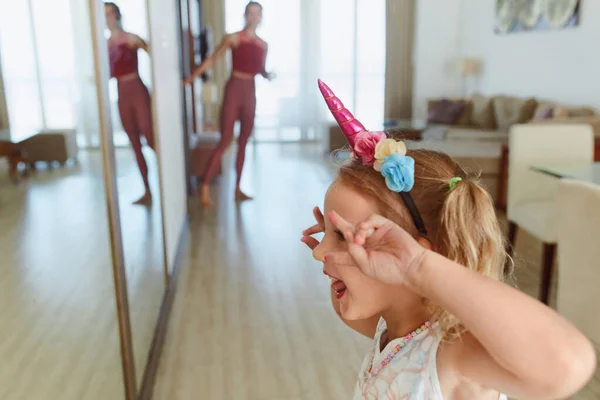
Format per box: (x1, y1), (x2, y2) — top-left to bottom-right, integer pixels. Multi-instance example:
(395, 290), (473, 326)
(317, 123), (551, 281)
(0, 0), (84, 142)
(0, 0), (46, 140)
(224, 0), (386, 142)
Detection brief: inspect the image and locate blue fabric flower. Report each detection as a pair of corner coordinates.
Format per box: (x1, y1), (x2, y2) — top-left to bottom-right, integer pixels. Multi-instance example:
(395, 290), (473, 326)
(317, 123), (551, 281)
(380, 153), (415, 192)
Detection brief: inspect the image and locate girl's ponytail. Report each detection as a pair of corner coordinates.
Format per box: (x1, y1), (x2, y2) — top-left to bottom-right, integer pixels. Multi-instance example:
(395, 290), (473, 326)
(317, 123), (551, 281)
(439, 176), (508, 281)
(430, 175), (511, 339)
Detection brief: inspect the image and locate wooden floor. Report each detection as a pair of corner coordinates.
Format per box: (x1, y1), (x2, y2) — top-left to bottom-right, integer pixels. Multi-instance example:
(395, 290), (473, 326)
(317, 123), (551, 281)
(153, 143), (598, 399)
(0, 148), (165, 399)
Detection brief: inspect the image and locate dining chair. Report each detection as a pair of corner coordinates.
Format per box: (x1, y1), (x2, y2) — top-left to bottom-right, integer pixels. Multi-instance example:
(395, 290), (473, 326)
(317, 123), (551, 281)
(556, 179), (600, 346)
(506, 124), (594, 304)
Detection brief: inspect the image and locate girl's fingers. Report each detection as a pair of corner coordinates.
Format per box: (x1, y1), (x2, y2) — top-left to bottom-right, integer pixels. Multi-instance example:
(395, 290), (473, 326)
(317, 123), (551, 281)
(346, 241), (370, 272)
(355, 227), (375, 246)
(328, 211), (356, 238)
(302, 223), (324, 236)
(359, 214), (391, 231)
(313, 206), (325, 226)
(355, 214), (393, 245)
(301, 236), (320, 250)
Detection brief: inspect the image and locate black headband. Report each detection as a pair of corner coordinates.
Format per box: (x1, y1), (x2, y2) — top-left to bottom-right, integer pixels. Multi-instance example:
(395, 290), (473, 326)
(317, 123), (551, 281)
(399, 192), (428, 237)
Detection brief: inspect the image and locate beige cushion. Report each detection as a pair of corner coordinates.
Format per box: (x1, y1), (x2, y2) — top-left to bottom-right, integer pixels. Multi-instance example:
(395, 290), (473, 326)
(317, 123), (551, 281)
(470, 94), (496, 129)
(528, 116), (600, 138)
(493, 96), (537, 132)
(553, 106), (570, 119)
(554, 106), (596, 118)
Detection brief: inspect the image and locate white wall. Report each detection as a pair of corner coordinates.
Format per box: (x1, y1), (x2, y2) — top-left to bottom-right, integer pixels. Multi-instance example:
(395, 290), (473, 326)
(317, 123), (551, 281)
(147, 0), (187, 273)
(458, 0), (600, 110)
(412, 0), (600, 119)
(412, 0), (463, 120)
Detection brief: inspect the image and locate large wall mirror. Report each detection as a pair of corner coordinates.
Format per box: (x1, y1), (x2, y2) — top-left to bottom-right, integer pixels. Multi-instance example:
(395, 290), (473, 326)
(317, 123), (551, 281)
(0, 0), (127, 398)
(102, 0), (168, 391)
(0, 0), (176, 398)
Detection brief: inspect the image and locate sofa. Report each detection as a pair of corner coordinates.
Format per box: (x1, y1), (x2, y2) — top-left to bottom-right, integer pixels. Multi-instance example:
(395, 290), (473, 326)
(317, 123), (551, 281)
(426, 95), (600, 141)
(420, 95), (600, 207)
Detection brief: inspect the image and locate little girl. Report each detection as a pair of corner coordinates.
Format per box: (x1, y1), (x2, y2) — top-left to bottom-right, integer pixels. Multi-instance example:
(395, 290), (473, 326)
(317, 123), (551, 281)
(301, 80), (596, 399)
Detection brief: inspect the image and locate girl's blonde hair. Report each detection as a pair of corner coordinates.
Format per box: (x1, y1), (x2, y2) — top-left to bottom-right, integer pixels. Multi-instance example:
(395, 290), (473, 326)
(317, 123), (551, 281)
(337, 147), (511, 339)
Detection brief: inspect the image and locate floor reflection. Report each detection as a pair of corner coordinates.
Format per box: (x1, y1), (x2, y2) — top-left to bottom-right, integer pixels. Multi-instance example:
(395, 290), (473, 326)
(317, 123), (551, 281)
(0, 150), (124, 399)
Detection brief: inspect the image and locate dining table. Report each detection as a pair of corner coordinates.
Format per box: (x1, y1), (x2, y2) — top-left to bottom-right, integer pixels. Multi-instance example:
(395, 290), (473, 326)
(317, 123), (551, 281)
(531, 162), (600, 185)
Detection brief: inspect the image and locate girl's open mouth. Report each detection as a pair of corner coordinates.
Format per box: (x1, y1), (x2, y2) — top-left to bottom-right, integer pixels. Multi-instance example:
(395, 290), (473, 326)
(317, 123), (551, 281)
(331, 279), (347, 299)
(324, 270), (347, 299)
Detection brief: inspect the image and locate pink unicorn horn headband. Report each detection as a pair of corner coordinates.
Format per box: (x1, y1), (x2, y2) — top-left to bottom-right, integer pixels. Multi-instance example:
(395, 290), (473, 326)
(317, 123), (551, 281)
(317, 79), (428, 237)
(318, 79), (367, 147)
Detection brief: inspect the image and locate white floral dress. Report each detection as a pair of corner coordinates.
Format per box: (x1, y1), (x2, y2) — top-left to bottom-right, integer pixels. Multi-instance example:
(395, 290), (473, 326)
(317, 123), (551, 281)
(354, 318), (508, 400)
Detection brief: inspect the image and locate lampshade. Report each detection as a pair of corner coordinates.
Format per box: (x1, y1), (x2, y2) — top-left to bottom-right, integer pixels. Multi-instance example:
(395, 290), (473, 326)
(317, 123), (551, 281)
(457, 58), (481, 76)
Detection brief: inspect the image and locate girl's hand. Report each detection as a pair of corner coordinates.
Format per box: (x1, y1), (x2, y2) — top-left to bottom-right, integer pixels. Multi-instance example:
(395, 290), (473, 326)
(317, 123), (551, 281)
(301, 206), (325, 250)
(326, 211), (429, 287)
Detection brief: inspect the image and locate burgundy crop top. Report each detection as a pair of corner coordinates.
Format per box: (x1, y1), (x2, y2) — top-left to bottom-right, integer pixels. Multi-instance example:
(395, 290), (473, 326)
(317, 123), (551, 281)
(108, 33), (139, 78)
(231, 30), (267, 76)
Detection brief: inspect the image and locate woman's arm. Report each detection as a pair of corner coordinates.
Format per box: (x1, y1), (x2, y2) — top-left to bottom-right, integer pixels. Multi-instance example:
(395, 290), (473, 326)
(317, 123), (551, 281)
(184, 34), (235, 85)
(259, 43), (274, 80)
(410, 251), (596, 400)
(126, 33), (149, 53)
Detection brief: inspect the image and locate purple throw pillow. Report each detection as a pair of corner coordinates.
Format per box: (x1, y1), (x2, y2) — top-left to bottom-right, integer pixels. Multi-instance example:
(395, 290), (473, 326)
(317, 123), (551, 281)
(534, 106), (554, 121)
(427, 99), (467, 125)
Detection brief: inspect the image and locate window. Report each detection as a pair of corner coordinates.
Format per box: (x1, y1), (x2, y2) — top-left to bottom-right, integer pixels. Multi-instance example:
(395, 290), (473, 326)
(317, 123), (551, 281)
(320, 0), (386, 128)
(0, 0), (77, 141)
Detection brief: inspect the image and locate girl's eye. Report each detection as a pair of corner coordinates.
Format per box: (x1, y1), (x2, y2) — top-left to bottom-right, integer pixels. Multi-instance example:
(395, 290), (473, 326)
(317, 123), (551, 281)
(335, 230), (345, 242)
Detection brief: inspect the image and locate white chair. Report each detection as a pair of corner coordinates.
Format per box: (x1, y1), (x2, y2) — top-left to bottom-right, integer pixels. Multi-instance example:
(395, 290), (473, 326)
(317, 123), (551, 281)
(507, 124), (594, 304)
(556, 180), (600, 346)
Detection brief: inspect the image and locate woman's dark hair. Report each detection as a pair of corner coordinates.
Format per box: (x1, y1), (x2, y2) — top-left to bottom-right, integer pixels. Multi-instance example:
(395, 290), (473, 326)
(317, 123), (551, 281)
(245, 1), (263, 16)
(105, 2), (122, 20)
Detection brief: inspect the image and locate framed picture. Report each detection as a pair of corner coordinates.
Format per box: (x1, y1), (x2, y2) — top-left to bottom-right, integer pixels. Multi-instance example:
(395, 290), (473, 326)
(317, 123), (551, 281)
(495, 0), (580, 34)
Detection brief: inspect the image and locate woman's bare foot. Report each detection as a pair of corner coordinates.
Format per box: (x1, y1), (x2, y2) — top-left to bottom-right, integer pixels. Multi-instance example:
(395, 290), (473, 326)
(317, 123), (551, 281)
(133, 191), (152, 205)
(200, 185), (215, 208)
(235, 189), (253, 202)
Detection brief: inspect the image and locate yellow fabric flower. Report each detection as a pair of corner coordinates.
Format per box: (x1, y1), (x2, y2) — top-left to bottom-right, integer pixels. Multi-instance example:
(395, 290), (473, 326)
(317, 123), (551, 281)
(374, 139), (407, 161)
(374, 160), (383, 171)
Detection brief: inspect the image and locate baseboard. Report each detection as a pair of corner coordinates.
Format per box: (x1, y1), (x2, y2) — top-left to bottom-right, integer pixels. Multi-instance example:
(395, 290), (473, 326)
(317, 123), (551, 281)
(138, 216), (189, 400)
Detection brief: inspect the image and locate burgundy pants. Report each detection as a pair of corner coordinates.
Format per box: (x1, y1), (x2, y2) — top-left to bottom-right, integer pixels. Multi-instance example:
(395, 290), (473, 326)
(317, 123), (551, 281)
(203, 76), (256, 187)
(118, 77), (154, 189)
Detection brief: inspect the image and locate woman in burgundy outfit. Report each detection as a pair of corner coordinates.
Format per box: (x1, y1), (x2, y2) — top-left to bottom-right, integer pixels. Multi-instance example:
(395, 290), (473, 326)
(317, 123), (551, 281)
(184, 1), (274, 207)
(105, 2), (154, 205)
